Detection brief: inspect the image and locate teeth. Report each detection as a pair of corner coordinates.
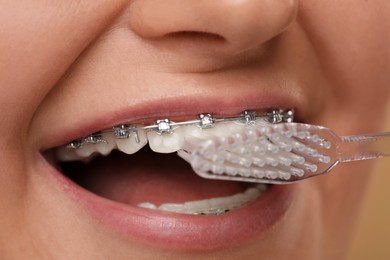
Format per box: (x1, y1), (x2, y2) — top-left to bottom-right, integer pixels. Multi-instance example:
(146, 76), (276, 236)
(74, 143), (96, 158)
(137, 185), (267, 215)
(55, 146), (85, 162)
(137, 202), (157, 209)
(56, 122), (257, 161)
(183, 122), (243, 140)
(96, 133), (117, 155)
(56, 109), (294, 161)
(147, 126), (184, 153)
(116, 129), (147, 154)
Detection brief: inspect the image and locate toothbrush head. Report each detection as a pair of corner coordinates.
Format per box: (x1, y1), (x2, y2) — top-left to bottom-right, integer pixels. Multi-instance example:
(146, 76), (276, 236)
(178, 122), (341, 184)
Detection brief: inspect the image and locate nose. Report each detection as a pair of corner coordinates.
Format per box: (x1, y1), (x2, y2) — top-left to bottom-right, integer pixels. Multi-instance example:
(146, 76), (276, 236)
(129, 0), (298, 55)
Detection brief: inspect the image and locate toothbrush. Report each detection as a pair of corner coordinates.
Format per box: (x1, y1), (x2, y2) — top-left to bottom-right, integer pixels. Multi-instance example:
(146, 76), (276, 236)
(61, 108), (389, 185)
(178, 122), (390, 184)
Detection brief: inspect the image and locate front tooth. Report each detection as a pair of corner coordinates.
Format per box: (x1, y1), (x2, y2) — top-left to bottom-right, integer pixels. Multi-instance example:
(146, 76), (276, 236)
(183, 200), (212, 213)
(154, 186), (263, 215)
(74, 144), (96, 158)
(138, 202), (157, 209)
(116, 129), (147, 154)
(96, 133), (117, 155)
(206, 188), (259, 210)
(56, 146), (85, 161)
(158, 203), (187, 213)
(183, 122), (243, 140)
(147, 126), (184, 153)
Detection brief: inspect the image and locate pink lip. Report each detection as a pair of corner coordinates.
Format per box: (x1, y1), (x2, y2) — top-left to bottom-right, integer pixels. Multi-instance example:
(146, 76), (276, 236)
(41, 153), (295, 250)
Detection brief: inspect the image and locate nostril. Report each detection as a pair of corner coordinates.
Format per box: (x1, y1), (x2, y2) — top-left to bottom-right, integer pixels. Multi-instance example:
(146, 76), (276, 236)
(165, 31), (226, 43)
(129, 0), (298, 56)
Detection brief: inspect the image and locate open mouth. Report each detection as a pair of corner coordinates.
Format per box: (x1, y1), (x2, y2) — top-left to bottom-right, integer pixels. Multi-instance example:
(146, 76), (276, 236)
(39, 107), (298, 249)
(48, 109), (294, 215)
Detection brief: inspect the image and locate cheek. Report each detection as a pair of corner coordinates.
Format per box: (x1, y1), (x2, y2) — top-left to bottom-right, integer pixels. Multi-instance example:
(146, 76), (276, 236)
(0, 1), (126, 140)
(300, 0), (390, 131)
(298, 2), (390, 256)
(315, 160), (375, 259)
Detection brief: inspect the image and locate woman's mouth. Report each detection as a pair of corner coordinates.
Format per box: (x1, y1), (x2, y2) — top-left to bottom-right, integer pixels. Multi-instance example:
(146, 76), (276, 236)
(52, 109), (292, 215)
(38, 105), (298, 250)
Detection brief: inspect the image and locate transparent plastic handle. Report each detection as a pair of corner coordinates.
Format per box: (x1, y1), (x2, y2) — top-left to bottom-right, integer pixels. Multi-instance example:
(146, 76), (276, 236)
(338, 132), (390, 162)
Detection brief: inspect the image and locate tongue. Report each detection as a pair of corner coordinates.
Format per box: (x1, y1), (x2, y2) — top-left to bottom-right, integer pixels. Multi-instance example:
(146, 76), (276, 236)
(64, 149), (245, 206)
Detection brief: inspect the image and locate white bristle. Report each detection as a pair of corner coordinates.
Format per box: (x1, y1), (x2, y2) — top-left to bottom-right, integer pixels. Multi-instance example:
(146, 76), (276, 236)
(284, 130), (294, 138)
(304, 163), (318, 173)
(187, 122), (337, 184)
(279, 156), (292, 166)
(296, 131), (308, 139)
(226, 153), (239, 164)
(239, 168), (251, 177)
(253, 157), (266, 167)
(278, 171), (291, 180)
(290, 167), (305, 177)
(291, 154), (305, 164)
(226, 166), (238, 176)
(266, 170), (278, 179)
(267, 143), (279, 153)
(319, 155), (331, 163)
(265, 156), (279, 167)
(310, 134), (320, 142)
(210, 154), (224, 163)
(320, 141), (332, 149)
(306, 148), (319, 157)
(211, 164), (225, 174)
(239, 157), (252, 167)
(253, 145), (266, 154)
(200, 163), (211, 173)
(252, 169), (265, 178)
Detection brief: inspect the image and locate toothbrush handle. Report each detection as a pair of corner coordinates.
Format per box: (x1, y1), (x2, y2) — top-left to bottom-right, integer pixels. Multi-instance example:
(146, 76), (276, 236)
(338, 132), (390, 162)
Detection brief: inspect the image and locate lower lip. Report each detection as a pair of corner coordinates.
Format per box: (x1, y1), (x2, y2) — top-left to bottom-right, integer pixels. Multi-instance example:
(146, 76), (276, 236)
(42, 155), (295, 250)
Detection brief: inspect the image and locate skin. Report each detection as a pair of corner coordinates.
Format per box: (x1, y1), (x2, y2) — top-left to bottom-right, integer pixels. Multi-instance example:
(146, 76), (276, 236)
(1, 0), (389, 259)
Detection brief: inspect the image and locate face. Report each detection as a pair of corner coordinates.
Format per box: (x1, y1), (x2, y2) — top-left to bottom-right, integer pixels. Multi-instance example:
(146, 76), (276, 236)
(1, 0), (389, 259)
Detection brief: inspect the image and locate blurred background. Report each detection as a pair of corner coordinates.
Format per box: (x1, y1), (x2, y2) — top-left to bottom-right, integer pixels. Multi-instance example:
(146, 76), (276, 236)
(347, 108), (390, 260)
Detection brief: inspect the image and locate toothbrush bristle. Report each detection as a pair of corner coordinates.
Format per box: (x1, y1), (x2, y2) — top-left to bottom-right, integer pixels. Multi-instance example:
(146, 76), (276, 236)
(185, 123), (338, 184)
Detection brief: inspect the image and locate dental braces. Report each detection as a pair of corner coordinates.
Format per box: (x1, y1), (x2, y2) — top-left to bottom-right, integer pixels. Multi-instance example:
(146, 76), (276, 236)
(67, 109), (294, 149)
